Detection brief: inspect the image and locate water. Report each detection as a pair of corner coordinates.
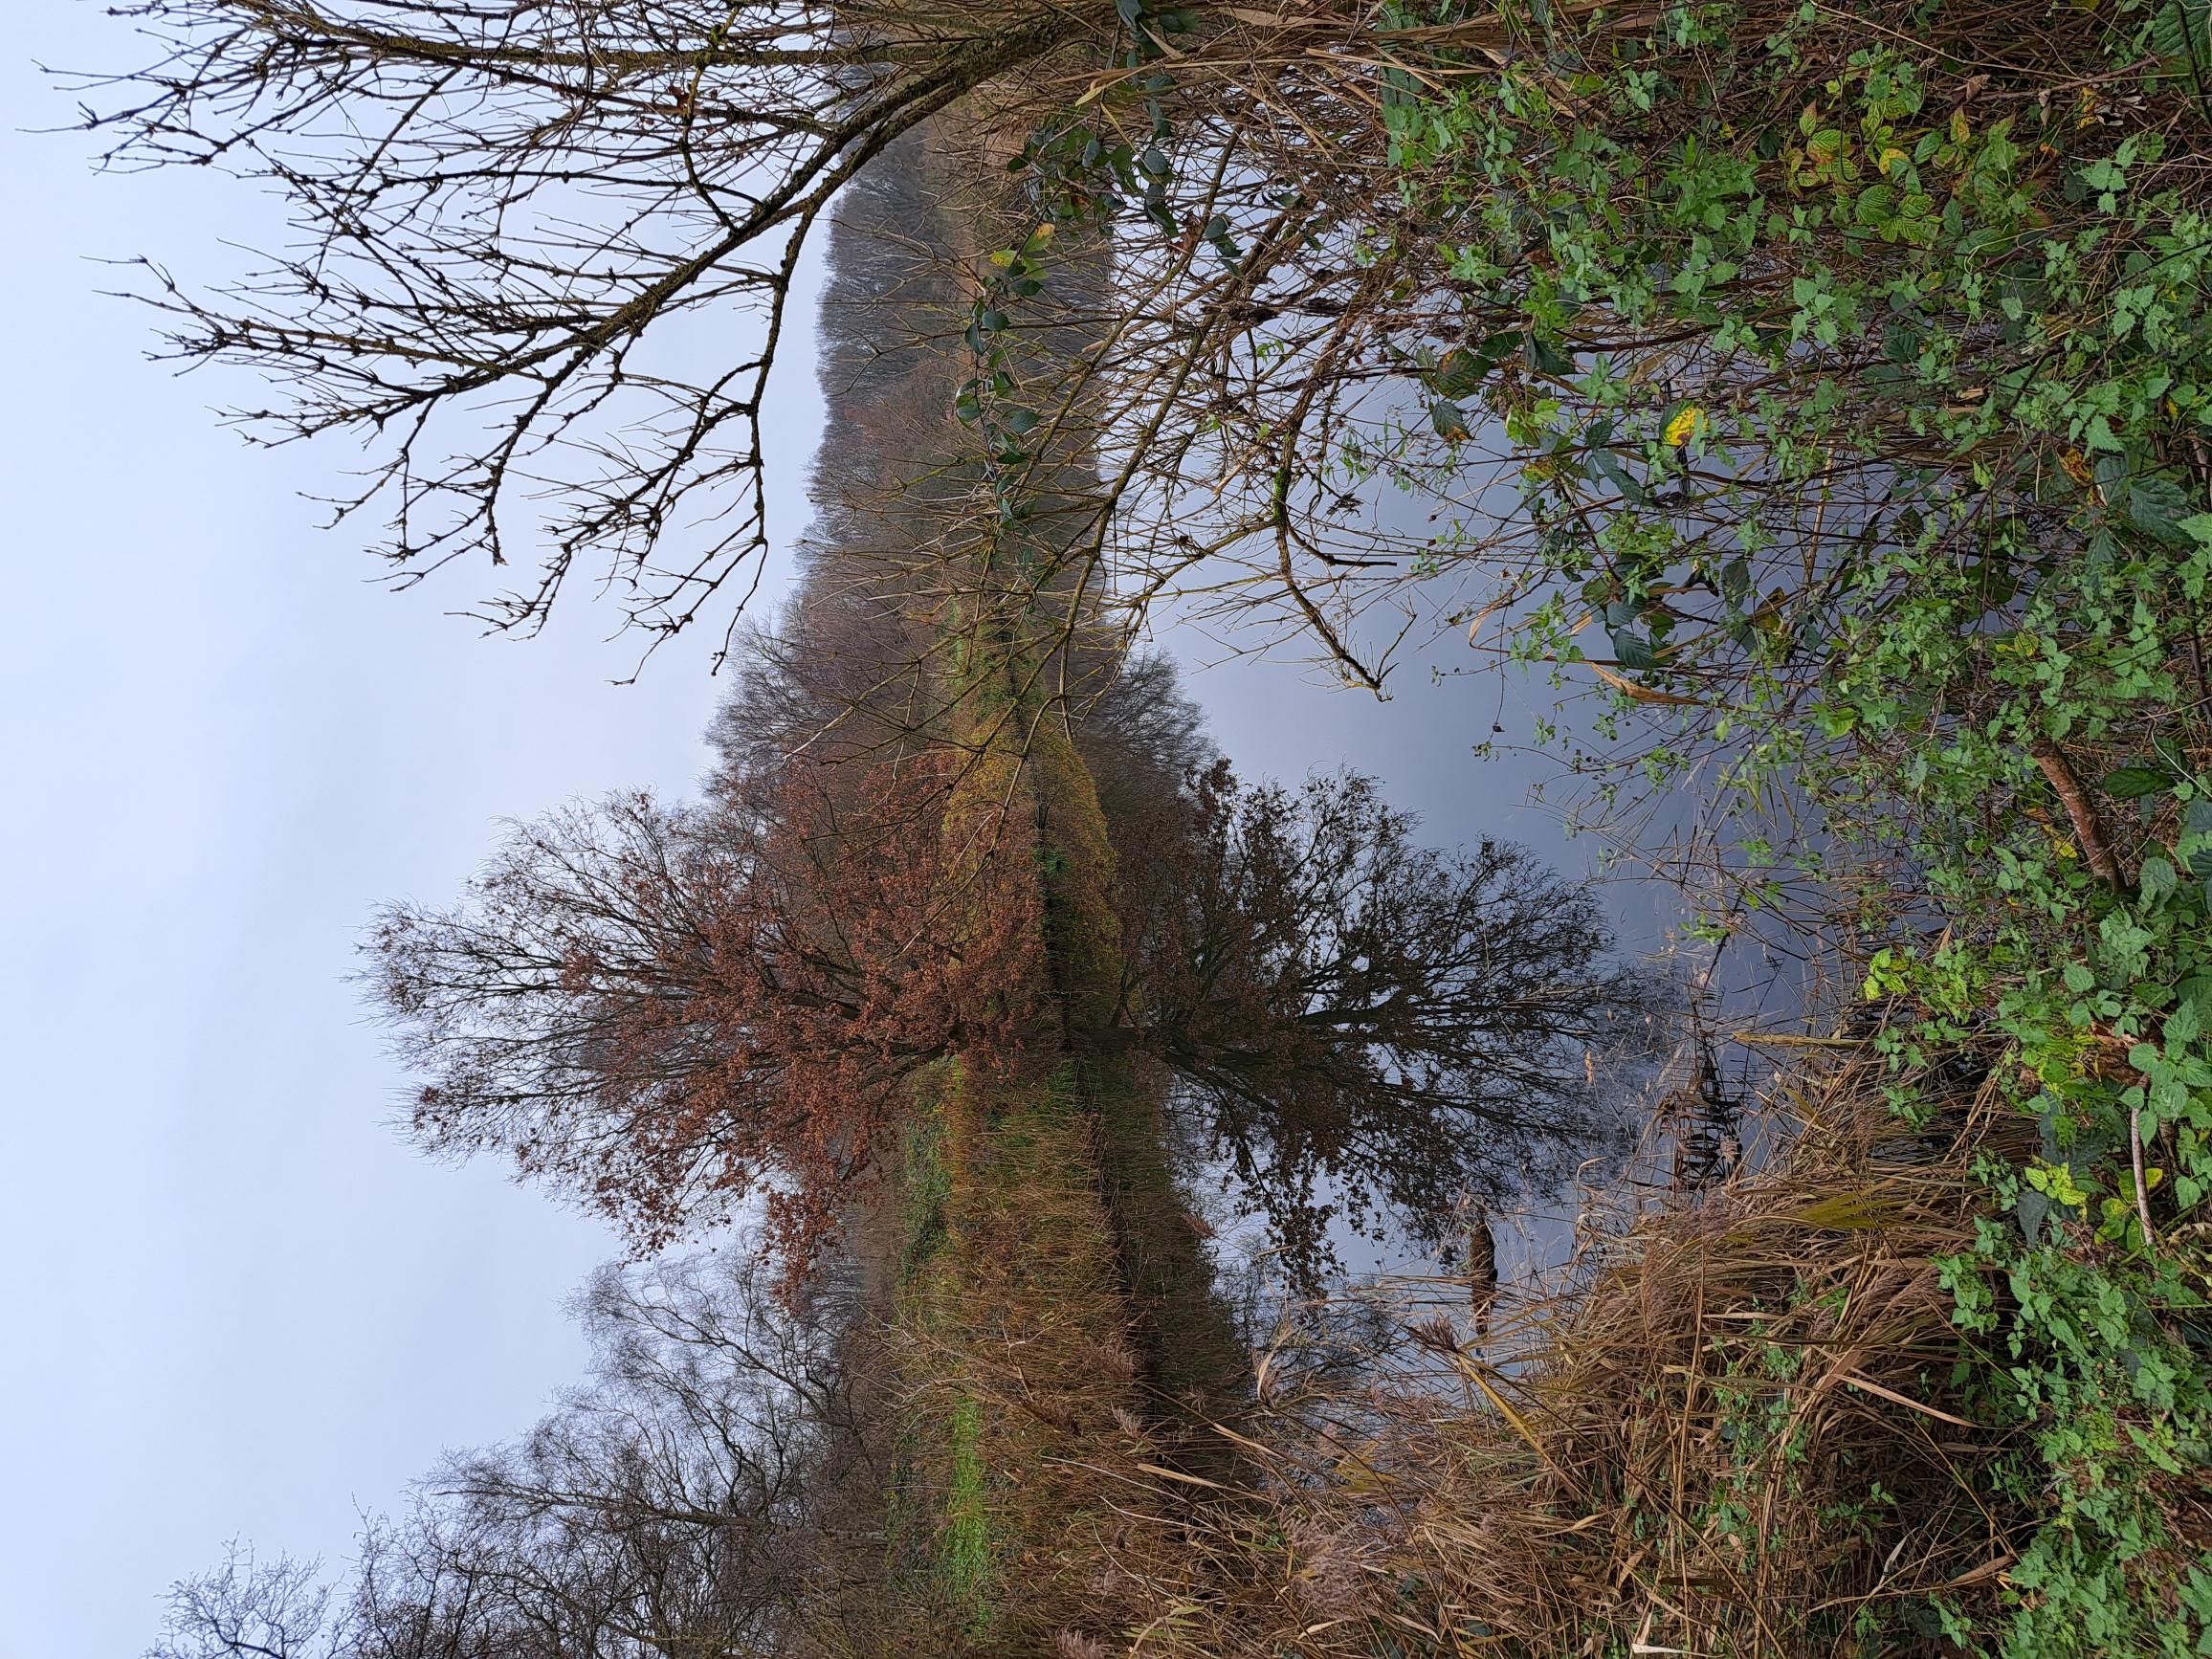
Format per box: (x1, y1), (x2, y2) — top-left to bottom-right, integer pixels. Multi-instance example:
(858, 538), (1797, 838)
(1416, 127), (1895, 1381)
(1142, 470), (1830, 1367)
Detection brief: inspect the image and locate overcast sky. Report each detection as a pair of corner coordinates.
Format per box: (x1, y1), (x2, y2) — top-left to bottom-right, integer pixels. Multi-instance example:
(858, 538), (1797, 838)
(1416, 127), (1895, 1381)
(1, 15), (1690, 1658)
(1, 14), (824, 1655)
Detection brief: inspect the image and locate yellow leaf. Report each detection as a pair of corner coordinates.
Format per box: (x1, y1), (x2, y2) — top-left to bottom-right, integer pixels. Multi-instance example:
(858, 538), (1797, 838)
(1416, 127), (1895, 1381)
(1881, 147), (1909, 176)
(1587, 663), (1704, 705)
(1664, 406), (1705, 447)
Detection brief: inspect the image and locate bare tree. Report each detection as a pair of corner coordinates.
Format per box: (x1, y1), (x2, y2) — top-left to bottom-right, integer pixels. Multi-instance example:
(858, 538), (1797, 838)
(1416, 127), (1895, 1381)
(149, 1252), (884, 1659)
(1119, 763), (1646, 1282)
(74, 0), (1097, 667)
(78, 0), (2198, 724)
(69, 0), (1531, 689)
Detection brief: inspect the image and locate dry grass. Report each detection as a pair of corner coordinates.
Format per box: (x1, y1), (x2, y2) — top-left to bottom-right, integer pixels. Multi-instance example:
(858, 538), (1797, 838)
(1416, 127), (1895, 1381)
(849, 1057), (1186, 1656)
(1074, 1047), (2039, 1657)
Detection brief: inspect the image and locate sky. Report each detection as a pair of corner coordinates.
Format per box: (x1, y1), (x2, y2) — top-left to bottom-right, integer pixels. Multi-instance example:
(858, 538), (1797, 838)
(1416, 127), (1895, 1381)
(0, 15), (822, 1655)
(1, 16), (1697, 1659)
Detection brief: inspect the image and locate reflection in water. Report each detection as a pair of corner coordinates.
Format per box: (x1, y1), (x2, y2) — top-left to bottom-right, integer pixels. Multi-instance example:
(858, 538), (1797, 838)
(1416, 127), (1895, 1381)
(1106, 754), (1653, 1296)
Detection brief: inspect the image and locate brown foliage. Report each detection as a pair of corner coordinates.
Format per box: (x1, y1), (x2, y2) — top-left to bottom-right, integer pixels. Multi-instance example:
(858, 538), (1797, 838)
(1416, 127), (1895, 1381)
(368, 754), (1045, 1275)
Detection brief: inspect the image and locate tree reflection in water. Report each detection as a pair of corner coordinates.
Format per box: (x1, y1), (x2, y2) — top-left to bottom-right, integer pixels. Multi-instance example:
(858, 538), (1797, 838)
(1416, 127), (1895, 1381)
(1110, 750), (1652, 1295)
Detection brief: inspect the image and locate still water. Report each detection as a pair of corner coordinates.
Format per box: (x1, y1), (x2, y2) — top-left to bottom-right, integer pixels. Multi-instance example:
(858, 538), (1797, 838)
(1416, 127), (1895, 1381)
(1148, 506), (1829, 1362)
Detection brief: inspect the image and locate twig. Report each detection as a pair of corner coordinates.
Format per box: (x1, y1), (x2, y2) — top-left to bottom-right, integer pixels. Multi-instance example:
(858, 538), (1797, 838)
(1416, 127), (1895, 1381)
(2132, 1107), (2157, 1255)
(2028, 739), (2126, 890)
(1729, 1031), (1867, 1049)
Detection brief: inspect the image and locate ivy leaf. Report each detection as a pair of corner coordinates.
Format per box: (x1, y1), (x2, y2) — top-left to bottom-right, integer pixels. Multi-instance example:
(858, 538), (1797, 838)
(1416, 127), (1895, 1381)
(1663, 405), (1706, 447)
(1431, 342), (1503, 398)
(2181, 799), (2212, 878)
(1524, 333), (1576, 376)
(1590, 449), (1651, 506)
(2139, 853), (2180, 907)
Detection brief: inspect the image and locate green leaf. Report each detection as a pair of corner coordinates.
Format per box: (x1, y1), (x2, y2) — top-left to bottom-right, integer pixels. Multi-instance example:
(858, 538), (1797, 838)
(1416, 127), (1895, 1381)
(2024, 1160), (2090, 1210)
(1430, 401), (1472, 440)
(2139, 853), (2180, 906)
(1524, 333), (1576, 376)
(2101, 764), (2177, 800)
(2017, 1184), (2051, 1245)
(1611, 629), (1659, 672)
(1853, 183), (1898, 226)
(1430, 344), (1493, 398)
(2182, 800), (2212, 878)
(2125, 475), (2201, 545)
(1589, 449), (1651, 506)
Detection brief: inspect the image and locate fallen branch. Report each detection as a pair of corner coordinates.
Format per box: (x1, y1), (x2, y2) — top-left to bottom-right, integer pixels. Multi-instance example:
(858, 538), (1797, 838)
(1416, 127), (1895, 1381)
(2132, 1106), (2157, 1255)
(2029, 739), (2126, 891)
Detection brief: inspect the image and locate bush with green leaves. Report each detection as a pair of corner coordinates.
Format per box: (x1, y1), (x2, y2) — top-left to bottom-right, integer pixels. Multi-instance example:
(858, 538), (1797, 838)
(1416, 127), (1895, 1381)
(1343, 1), (2212, 1648)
